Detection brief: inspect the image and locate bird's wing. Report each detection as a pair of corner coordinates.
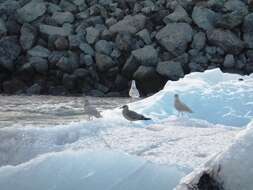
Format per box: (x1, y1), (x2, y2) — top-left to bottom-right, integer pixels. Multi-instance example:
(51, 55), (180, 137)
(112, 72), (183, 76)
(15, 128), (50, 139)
(180, 102), (193, 113)
(127, 110), (146, 120)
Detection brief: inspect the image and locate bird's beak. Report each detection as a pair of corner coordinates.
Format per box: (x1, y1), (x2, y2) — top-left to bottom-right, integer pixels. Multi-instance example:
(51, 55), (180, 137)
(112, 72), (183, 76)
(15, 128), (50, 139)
(120, 106), (124, 109)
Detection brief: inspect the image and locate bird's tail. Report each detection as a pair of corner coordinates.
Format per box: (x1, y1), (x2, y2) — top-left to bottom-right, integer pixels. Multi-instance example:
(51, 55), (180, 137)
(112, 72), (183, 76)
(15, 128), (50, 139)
(144, 117), (152, 120)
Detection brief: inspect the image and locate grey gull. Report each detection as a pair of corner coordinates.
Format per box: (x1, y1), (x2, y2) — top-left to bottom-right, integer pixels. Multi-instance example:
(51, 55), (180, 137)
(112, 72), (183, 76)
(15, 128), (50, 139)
(174, 94), (193, 116)
(121, 105), (151, 121)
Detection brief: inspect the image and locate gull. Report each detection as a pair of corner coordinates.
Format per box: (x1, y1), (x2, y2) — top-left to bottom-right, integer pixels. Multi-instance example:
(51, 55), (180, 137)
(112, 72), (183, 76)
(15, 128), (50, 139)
(84, 99), (102, 120)
(174, 94), (193, 116)
(121, 105), (151, 122)
(129, 80), (140, 98)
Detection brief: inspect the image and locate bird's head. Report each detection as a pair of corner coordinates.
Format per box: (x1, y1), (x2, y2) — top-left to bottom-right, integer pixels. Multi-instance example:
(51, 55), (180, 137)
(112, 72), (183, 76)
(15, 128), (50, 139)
(121, 105), (128, 109)
(174, 94), (179, 98)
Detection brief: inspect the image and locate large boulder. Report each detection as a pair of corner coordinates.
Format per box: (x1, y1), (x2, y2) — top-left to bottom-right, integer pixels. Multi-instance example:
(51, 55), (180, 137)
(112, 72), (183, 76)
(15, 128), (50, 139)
(109, 14), (146, 34)
(207, 29), (245, 54)
(28, 46), (50, 58)
(95, 53), (115, 72)
(17, 1), (46, 23)
(243, 13), (253, 48)
(20, 23), (37, 50)
(156, 61), (184, 80)
(133, 66), (166, 96)
(0, 36), (21, 71)
(52, 11), (75, 25)
(131, 46), (158, 66)
(156, 23), (193, 56)
(192, 6), (219, 31)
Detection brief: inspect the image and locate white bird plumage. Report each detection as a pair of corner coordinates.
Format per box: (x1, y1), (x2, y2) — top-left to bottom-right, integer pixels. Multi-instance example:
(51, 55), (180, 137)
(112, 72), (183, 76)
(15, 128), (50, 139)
(129, 80), (140, 98)
(174, 94), (193, 116)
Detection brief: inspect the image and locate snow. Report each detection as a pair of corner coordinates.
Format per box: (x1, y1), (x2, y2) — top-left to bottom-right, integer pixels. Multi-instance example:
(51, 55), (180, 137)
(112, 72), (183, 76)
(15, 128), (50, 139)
(0, 69), (252, 190)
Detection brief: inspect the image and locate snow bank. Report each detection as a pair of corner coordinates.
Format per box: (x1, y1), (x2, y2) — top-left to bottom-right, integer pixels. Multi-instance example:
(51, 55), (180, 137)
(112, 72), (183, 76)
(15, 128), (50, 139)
(0, 151), (187, 190)
(176, 121), (253, 190)
(125, 69), (253, 127)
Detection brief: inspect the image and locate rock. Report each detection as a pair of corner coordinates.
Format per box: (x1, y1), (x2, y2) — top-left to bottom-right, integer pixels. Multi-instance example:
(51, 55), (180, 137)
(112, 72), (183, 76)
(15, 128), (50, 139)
(2, 79), (26, 94)
(131, 45), (158, 66)
(223, 54), (235, 68)
(29, 57), (48, 74)
(207, 29), (245, 54)
(156, 61), (184, 80)
(0, 36), (21, 71)
(28, 46), (50, 58)
(59, 0), (78, 12)
(54, 36), (69, 50)
(122, 55), (140, 78)
(163, 5), (191, 24)
(17, 2), (46, 23)
(109, 14), (146, 34)
(56, 57), (72, 73)
(86, 27), (100, 44)
(95, 53), (115, 72)
(39, 24), (73, 36)
(224, 0), (248, 12)
(115, 32), (135, 51)
(73, 68), (89, 79)
(192, 6), (218, 31)
(80, 54), (94, 66)
(69, 34), (84, 49)
(62, 74), (76, 91)
(95, 40), (113, 55)
(137, 29), (152, 45)
(243, 13), (253, 48)
(133, 66), (166, 96)
(191, 32), (206, 50)
(216, 10), (247, 29)
(79, 43), (95, 55)
(26, 83), (42, 95)
(48, 51), (66, 66)
(115, 74), (129, 91)
(0, 18), (7, 36)
(20, 23), (37, 50)
(156, 23), (193, 56)
(52, 11), (75, 25)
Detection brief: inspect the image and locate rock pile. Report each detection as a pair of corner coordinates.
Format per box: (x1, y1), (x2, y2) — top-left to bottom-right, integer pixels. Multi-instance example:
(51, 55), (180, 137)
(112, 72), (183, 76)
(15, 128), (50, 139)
(0, 0), (252, 96)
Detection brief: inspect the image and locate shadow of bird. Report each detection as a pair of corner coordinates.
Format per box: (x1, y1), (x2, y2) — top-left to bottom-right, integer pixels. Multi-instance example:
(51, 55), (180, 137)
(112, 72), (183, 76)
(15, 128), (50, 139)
(121, 105), (151, 122)
(174, 94), (193, 117)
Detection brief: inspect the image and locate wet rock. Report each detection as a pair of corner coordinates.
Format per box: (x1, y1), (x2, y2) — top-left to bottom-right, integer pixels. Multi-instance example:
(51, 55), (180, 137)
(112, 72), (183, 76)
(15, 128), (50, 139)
(0, 36), (21, 71)
(156, 61), (184, 80)
(109, 14), (146, 34)
(156, 23), (193, 56)
(20, 23), (37, 50)
(207, 29), (245, 54)
(17, 2), (46, 23)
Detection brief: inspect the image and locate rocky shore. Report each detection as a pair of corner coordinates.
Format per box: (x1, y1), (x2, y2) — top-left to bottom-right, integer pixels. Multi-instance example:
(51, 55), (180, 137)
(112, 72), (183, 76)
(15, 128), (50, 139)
(0, 0), (252, 96)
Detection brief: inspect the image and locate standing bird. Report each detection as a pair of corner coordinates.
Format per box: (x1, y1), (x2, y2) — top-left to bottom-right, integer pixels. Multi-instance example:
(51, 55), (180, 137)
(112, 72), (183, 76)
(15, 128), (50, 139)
(129, 80), (140, 98)
(84, 99), (102, 120)
(121, 105), (151, 122)
(174, 94), (193, 116)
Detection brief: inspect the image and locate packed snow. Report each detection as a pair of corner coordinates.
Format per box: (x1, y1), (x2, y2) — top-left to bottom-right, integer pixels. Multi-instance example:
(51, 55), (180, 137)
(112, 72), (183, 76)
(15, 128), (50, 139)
(0, 69), (252, 190)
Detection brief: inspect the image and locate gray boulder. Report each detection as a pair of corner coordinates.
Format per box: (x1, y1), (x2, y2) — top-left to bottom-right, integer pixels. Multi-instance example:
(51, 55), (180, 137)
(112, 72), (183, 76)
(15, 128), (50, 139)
(26, 84), (42, 95)
(20, 23), (37, 50)
(137, 29), (152, 45)
(56, 57), (72, 73)
(30, 57), (48, 74)
(17, 2), (46, 23)
(28, 46), (50, 58)
(216, 10), (247, 29)
(52, 11), (75, 25)
(115, 32), (135, 51)
(243, 13), (253, 48)
(163, 5), (191, 24)
(79, 43), (95, 55)
(131, 46), (158, 66)
(156, 61), (184, 80)
(109, 14), (146, 34)
(122, 55), (140, 78)
(95, 53), (115, 72)
(80, 54), (94, 66)
(95, 40), (113, 55)
(0, 18), (7, 36)
(54, 36), (69, 50)
(73, 68), (89, 79)
(192, 6), (218, 31)
(156, 23), (193, 56)
(223, 54), (235, 68)
(191, 32), (206, 50)
(0, 36), (21, 71)
(62, 74), (76, 91)
(207, 29), (245, 54)
(86, 27), (100, 44)
(39, 24), (73, 36)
